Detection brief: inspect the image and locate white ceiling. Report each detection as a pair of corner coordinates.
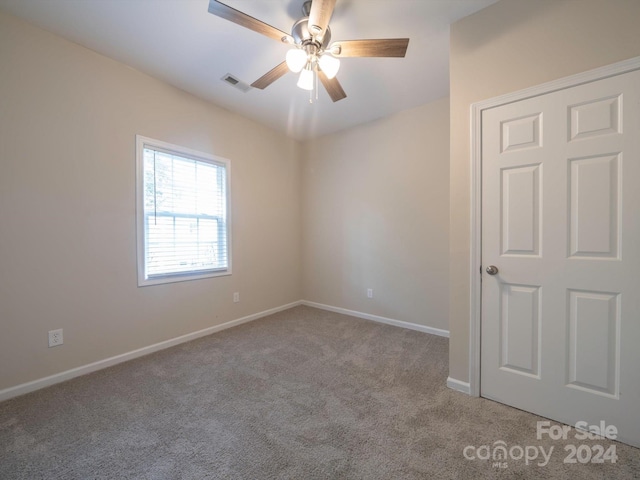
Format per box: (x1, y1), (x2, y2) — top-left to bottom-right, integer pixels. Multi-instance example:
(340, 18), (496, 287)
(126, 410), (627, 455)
(0, 0), (497, 140)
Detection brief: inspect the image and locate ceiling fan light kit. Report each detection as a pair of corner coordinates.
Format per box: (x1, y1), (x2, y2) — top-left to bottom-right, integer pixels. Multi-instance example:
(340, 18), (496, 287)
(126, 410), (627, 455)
(208, 0), (410, 102)
(297, 66), (315, 91)
(286, 48), (307, 73)
(318, 54), (340, 79)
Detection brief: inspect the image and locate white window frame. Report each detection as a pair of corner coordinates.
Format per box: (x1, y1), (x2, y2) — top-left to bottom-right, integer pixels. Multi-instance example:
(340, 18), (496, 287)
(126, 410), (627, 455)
(135, 135), (232, 286)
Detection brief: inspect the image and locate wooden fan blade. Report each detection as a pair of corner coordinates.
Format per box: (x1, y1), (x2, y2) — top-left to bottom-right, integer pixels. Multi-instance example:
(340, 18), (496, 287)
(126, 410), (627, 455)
(251, 62), (290, 90)
(318, 70), (346, 102)
(308, 0), (336, 41)
(331, 38), (409, 58)
(208, 1), (293, 43)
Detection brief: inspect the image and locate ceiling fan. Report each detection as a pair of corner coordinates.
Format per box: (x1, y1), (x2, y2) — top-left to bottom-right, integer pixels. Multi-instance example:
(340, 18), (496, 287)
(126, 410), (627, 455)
(208, 0), (409, 102)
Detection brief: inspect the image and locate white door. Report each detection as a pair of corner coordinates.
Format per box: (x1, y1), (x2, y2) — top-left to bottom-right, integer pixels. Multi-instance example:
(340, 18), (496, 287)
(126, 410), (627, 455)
(481, 68), (640, 447)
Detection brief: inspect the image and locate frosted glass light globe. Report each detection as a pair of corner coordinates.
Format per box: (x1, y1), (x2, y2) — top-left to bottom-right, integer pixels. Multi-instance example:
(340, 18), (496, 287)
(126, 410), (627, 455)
(318, 54), (340, 79)
(286, 49), (307, 73)
(297, 68), (314, 90)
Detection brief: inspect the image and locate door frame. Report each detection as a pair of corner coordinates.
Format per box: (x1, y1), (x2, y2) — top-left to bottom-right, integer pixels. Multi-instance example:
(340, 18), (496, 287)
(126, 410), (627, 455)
(467, 55), (640, 397)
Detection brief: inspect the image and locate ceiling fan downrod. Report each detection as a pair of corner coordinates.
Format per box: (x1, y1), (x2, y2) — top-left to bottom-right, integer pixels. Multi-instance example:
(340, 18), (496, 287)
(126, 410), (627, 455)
(302, 1), (312, 18)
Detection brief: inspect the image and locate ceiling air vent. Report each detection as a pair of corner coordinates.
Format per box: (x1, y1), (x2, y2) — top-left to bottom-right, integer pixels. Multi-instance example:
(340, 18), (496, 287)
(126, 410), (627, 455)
(221, 74), (251, 93)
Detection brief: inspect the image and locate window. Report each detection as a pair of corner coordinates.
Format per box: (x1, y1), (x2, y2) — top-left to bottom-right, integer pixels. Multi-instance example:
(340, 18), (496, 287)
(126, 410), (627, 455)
(136, 136), (231, 286)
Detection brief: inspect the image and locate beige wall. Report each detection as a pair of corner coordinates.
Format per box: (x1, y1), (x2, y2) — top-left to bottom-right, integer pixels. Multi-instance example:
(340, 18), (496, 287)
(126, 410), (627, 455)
(0, 9), (450, 394)
(7, 0), (639, 394)
(302, 98), (450, 330)
(0, 12), (302, 390)
(449, 0), (640, 382)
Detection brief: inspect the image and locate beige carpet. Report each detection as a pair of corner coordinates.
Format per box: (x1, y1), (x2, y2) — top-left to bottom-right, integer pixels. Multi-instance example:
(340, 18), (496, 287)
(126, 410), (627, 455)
(1, 306), (638, 479)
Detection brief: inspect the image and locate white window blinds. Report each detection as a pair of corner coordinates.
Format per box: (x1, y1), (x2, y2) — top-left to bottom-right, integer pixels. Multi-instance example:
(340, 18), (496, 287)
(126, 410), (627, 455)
(136, 136), (231, 286)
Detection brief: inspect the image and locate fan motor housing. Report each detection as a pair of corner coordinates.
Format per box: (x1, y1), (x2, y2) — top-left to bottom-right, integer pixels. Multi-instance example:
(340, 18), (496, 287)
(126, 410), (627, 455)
(291, 18), (331, 49)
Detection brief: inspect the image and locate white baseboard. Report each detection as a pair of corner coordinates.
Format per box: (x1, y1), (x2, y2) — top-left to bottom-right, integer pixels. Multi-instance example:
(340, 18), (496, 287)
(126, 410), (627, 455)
(1, 300), (450, 402)
(447, 376), (471, 395)
(0, 301), (302, 402)
(301, 300), (449, 338)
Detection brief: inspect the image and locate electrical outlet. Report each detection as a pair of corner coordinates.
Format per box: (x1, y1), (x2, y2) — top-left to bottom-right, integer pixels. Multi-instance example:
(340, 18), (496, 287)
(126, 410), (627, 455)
(367, 288), (373, 299)
(233, 292), (240, 303)
(48, 329), (63, 347)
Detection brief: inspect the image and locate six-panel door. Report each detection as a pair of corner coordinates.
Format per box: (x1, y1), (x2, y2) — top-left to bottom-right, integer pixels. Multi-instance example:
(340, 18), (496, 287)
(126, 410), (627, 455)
(481, 69), (640, 447)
